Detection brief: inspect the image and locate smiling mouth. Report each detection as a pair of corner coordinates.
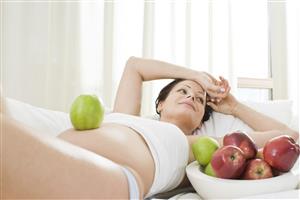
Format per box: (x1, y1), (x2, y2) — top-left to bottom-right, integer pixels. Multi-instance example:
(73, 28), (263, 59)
(180, 103), (195, 111)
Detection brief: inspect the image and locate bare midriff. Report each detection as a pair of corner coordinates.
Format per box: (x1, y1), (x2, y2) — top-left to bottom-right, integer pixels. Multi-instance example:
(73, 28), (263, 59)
(58, 123), (155, 196)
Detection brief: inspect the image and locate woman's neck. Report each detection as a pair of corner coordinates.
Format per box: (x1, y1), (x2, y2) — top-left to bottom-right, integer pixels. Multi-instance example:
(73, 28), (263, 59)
(160, 117), (194, 135)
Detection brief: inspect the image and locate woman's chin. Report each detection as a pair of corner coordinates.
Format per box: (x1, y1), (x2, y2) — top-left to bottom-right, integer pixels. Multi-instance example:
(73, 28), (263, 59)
(163, 108), (203, 122)
(174, 110), (197, 120)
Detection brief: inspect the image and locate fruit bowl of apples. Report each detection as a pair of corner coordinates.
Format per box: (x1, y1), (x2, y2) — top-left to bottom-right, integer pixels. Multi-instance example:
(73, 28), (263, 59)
(186, 132), (300, 199)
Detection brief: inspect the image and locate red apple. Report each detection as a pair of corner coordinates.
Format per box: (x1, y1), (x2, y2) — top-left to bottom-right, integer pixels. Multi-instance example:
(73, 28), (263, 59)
(272, 168), (284, 177)
(243, 158), (273, 180)
(223, 131), (258, 160)
(210, 145), (246, 179)
(263, 135), (300, 172)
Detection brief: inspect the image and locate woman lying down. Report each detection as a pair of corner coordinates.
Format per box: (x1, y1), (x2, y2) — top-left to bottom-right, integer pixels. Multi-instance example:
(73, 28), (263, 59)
(2, 57), (298, 199)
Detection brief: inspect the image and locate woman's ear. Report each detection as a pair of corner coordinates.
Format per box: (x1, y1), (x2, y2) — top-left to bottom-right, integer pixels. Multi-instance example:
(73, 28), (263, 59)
(157, 101), (164, 114)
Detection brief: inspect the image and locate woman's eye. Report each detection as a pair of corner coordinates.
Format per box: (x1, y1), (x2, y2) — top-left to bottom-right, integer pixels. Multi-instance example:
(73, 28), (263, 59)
(196, 97), (204, 104)
(178, 89), (187, 94)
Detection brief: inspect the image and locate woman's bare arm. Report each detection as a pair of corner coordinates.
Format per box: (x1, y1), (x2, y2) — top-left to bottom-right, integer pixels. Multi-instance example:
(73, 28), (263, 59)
(232, 102), (296, 133)
(113, 56), (227, 116)
(207, 78), (298, 148)
(231, 103), (298, 147)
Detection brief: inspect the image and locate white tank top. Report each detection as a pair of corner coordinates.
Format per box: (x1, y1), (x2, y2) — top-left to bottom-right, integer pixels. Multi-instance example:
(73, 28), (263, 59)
(103, 113), (189, 198)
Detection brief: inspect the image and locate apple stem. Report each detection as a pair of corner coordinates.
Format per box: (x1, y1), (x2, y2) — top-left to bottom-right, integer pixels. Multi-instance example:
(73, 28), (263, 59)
(230, 155), (235, 160)
(256, 168), (263, 175)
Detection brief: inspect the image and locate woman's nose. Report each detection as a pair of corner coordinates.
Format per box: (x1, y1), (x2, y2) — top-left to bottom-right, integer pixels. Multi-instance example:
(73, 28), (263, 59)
(186, 94), (195, 101)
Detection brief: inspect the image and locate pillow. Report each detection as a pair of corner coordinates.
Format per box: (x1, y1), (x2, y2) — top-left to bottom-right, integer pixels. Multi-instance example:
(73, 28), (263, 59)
(4, 98), (72, 137)
(194, 112), (253, 137)
(289, 115), (299, 131)
(3, 97), (179, 136)
(4, 97), (112, 137)
(242, 100), (293, 127)
(194, 100), (295, 137)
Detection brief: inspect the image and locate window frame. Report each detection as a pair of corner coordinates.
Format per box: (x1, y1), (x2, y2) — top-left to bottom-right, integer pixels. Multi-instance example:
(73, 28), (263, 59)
(236, 0), (288, 101)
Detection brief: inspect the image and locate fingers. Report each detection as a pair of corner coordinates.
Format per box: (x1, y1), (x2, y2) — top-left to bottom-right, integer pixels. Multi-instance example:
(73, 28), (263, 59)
(206, 101), (218, 111)
(219, 76), (230, 89)
(208, 97), (221, 103)
(206, 86), (227, 99)
(200, 73), (230, 99)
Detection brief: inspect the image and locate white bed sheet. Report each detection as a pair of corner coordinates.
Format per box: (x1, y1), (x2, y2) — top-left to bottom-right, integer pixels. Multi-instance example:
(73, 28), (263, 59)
(151, 189), (300, 200)
(4, 97), (300, 199)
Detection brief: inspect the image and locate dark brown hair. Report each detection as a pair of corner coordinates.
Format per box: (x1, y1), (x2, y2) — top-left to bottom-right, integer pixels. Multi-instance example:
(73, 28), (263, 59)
(155, 79), (213, 123)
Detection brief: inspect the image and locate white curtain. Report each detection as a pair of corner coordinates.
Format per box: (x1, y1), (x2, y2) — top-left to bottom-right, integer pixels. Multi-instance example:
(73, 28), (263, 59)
(1, 0), (299, 116)
(2, 1), (83, 112)
(286, 0), (299, 115)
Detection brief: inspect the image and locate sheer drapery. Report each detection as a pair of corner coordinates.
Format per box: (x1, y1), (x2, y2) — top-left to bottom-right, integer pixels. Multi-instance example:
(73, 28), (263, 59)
(1, 0), (298, 116)
(286, 0), (299, 114)
(2, 1), (83, 112)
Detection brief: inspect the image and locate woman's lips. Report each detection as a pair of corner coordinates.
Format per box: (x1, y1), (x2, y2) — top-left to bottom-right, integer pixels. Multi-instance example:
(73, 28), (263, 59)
(179, 101), (195, 111)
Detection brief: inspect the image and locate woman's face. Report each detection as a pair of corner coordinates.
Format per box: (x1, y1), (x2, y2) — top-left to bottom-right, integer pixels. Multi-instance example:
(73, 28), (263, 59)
(158, 80), (207, 131)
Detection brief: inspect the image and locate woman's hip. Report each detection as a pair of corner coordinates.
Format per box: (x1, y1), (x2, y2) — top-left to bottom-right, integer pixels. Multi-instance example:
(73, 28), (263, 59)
(58, 122), (155, 195)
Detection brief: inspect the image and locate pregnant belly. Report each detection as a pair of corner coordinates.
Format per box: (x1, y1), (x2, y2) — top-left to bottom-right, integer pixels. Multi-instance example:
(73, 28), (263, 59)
(58, 123), (155, 194)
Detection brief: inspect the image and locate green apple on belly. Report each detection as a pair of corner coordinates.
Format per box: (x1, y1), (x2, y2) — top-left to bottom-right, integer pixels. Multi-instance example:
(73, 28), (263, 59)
(70, 94), (104, 131)
(192, 136), (220, 166)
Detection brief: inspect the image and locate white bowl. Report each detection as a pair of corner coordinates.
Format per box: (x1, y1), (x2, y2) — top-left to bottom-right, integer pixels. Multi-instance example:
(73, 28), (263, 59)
(186, 161), (299, 199)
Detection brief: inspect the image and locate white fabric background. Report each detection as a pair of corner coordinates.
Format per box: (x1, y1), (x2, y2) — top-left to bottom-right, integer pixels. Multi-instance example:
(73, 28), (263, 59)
(1, 0), (299, 116)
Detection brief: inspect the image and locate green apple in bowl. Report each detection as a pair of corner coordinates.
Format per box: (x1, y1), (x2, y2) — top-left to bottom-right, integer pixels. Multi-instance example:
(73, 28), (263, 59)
(204, 162), (216, 177)
(70, 94), (104, 131)
(192, 136), (220, 166)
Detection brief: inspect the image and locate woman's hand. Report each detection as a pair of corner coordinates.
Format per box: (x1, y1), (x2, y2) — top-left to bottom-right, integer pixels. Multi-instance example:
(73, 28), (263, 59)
(208, 93), (239, 115)
(194, 72), (228, 99)
(206, 77), (239, 115)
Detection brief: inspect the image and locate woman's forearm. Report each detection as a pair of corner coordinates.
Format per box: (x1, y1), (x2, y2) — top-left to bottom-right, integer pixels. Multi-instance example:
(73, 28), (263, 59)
(113, 56), (203, 115)
(128, 56), (199, 81)
(249, 130), (298, 148)
(233, 102), (297, 136)
(114, 56), (225, 115)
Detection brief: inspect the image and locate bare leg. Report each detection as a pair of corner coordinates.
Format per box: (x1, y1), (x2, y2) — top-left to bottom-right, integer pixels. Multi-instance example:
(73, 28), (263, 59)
(1, 114), (131, 199)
